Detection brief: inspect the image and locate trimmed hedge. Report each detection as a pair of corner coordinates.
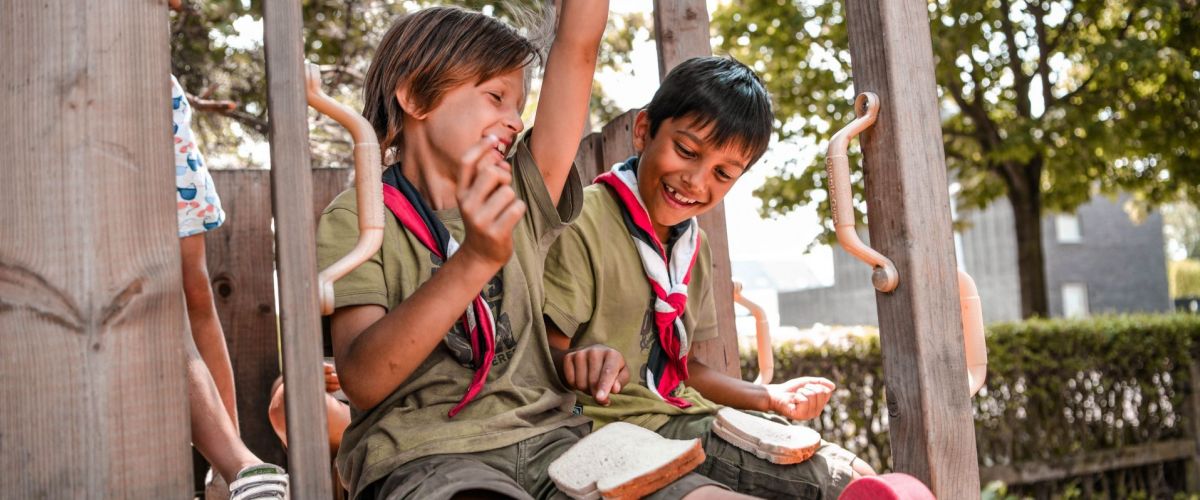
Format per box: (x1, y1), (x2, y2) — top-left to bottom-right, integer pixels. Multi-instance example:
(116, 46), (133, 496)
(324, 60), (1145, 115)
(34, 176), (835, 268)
(741, 314), (1200, 494)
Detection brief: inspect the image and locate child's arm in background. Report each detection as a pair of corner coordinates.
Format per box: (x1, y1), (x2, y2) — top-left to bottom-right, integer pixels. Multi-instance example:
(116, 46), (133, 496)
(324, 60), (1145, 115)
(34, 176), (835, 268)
(530, 0), (609, 205)
(331, 137), (524, 411)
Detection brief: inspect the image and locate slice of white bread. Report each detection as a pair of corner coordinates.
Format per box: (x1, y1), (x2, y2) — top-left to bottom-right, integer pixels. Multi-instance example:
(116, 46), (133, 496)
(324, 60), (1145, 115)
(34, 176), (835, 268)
(549, 422), (706, 500)
(712, 408), (821, 465)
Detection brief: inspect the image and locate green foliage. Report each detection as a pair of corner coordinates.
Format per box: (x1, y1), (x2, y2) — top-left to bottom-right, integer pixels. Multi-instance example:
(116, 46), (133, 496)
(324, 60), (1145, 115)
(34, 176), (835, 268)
(1170, 259), (1200, 298)
(742, 314), (1200, 495)
(712, 0), (1200, 257)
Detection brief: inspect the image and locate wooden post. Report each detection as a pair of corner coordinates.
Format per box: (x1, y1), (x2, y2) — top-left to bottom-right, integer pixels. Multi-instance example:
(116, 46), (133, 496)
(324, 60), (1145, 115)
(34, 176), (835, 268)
(0, 1), (191, 497)
(652, 0), (740, 378)
(263, 1), (333, 497)
(844, 0), (981, 495)
(207, 169), (287, 467)
(575, 133), (604, 181)
(599, 111), (638, 170)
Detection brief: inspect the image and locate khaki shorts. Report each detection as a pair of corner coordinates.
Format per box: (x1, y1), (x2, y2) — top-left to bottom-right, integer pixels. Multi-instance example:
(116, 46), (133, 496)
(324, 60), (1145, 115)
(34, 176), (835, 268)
(656, 412), (857, 500)
(364, 423), (725, 500)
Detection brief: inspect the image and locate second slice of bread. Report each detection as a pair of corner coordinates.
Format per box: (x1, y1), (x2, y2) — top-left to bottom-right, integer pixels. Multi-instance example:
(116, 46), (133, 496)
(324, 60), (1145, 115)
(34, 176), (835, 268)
(712, 407), (821, 465)
(549, 422), (706, 500)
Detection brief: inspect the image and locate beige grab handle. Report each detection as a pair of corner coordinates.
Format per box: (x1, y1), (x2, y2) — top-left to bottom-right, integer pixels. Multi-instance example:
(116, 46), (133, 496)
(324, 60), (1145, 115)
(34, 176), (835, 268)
(824, 92), (899, 293)
(306, 64), (385, 315)
(733, 281), (773, 385)
(827, 92), (987, 396)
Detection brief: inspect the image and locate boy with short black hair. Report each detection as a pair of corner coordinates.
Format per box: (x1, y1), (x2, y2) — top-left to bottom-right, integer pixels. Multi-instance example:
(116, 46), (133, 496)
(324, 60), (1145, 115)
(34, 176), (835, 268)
(544, 56), (872, 499)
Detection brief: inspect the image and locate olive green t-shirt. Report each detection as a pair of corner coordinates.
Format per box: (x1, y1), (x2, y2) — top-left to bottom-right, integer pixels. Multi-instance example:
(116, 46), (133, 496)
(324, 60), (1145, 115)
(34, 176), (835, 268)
(543, 184), (722, 432)
(317, 133), (590, 498)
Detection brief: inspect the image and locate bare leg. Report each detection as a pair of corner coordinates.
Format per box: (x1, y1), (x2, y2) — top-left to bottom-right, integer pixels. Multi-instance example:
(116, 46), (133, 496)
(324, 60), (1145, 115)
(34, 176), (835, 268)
(186, 325), (260, 483)
(181, 233), (239, 427)
(268, 362), (352, 456)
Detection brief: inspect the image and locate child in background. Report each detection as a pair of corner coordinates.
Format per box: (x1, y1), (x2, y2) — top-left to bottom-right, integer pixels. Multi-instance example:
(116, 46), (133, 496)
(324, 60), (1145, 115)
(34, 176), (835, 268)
(172, 74), (288, 500)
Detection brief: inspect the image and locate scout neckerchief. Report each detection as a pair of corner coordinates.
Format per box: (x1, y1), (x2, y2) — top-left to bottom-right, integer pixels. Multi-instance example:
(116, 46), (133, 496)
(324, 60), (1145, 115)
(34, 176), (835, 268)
(594, 157), (700, 408)
(381, 164), (497, 418)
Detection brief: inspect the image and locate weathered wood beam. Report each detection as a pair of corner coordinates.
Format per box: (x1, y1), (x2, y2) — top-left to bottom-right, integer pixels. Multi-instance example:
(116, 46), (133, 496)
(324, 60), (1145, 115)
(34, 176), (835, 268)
(844, 0), (980, 495)
(0, 0), (190, 496)
(262, 1), (333, 496)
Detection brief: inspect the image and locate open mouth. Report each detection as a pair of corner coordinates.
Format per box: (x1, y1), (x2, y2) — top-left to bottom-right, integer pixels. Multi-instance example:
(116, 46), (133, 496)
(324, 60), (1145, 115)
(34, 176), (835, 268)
(663, 183), (701, 206)
(493, 137), (512, 156)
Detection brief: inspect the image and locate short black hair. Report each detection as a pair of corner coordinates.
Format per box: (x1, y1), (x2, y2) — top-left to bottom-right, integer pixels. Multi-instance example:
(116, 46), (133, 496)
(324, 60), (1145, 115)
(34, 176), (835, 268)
(645, 56), (774, 167)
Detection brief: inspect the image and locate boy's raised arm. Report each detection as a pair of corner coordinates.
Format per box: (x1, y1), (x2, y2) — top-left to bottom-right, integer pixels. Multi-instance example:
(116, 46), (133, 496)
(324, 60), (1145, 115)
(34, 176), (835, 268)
(530, 0), (609, 205)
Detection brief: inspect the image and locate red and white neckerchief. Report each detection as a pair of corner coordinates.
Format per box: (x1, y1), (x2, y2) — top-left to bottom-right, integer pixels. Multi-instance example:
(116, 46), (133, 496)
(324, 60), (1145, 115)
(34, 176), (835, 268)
(381, 164), (497, 418)
(595, 158), (700, 408)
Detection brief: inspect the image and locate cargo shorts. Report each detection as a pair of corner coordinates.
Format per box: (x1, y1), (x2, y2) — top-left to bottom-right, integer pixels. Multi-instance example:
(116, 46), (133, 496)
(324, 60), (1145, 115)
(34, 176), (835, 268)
(655, 412), (857, 500)
(364, 423), (726, 500)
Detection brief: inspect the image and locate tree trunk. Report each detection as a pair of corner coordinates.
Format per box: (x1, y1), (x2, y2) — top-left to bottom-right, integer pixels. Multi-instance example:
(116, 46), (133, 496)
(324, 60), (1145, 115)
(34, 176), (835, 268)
(1006, 161), (1050, 318)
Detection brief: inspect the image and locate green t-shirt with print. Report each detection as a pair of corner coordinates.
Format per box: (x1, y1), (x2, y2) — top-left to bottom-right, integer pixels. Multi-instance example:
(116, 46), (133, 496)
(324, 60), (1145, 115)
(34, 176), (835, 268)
(543, 184), (722, 432)
(317, 133), (590, 498)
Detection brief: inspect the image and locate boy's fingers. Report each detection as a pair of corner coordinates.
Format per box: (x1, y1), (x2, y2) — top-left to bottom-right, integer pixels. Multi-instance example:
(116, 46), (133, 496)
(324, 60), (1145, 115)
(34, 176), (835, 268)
(495, 200), (526, 231)
(562, 353), (576, 387)
(459, 135), (499, 188)
(594, 351), (624, 402)
(476, 185), (517, 223)
(586, 349), (605, 392)
(617, 363), (630, 388)
(462, 164), (513, 220)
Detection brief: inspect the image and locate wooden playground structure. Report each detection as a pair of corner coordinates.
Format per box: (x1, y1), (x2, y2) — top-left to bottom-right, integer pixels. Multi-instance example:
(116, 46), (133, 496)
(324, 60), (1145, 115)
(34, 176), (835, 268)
(2, 0), (983, 497)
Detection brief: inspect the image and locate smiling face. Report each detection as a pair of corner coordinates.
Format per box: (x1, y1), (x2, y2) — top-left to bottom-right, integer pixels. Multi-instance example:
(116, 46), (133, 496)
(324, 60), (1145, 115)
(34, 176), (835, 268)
(403, 67), (527, 172)
(632, 110), (753, 241)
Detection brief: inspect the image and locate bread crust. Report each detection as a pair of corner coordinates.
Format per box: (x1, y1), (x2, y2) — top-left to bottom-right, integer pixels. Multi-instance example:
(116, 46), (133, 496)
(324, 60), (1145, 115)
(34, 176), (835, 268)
(599, 439), (706, 500)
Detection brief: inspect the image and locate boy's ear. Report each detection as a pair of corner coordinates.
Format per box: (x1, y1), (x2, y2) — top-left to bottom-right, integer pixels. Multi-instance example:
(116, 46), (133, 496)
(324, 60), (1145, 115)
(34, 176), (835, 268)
(394, 85), (428, 120)
(632, 109), (651, 154)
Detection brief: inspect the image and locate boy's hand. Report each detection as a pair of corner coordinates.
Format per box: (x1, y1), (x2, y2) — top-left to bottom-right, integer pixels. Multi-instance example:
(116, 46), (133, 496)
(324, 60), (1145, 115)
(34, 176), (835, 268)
(323, 362), (340, 393)
(562, 345), (629, 405)
(765, 377), (835, 421)
(456, 135), (526, 270)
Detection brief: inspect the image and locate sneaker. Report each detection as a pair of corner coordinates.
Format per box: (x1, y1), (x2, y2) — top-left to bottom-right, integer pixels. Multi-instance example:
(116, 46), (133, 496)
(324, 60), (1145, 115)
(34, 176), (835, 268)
(229, 463), (288, 500)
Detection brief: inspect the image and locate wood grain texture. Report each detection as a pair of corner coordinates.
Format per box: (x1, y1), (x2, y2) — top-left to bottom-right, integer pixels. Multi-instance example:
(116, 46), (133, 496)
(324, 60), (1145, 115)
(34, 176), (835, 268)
(652, 0), (739, 378)
(263, 0), (333, 496)
(207, 169), (286, 468)
(844, 0), (981, 495)
(0, 0), (191, 496)
(574, 132), (604, 182)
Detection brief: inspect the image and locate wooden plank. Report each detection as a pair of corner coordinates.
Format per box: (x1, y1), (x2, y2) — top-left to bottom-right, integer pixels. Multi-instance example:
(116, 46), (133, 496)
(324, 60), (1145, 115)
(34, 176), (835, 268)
(313, 168), (353, 222)
(651, 0), (712, 80)
(207, 169), (286, 468)
(599, 110), (638, 170)
(575, 132), (604, 182)
(843, 0), (980, 495)
(979, 439), (1197, 486)
(651, 0), (740, 378)
(0, 0), (191, 497)
(263, 1), (333, 497)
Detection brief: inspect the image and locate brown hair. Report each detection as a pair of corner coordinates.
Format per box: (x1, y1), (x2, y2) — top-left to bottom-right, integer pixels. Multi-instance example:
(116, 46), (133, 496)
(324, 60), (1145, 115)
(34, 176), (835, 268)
(362, 6), (542, 161)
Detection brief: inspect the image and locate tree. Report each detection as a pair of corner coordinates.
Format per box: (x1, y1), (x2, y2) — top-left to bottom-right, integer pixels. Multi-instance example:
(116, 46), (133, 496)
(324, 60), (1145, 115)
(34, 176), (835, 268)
(169, 0), (633, 170)
(1163, 202), (1200, 260)
(713, 0), (1200, 317)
